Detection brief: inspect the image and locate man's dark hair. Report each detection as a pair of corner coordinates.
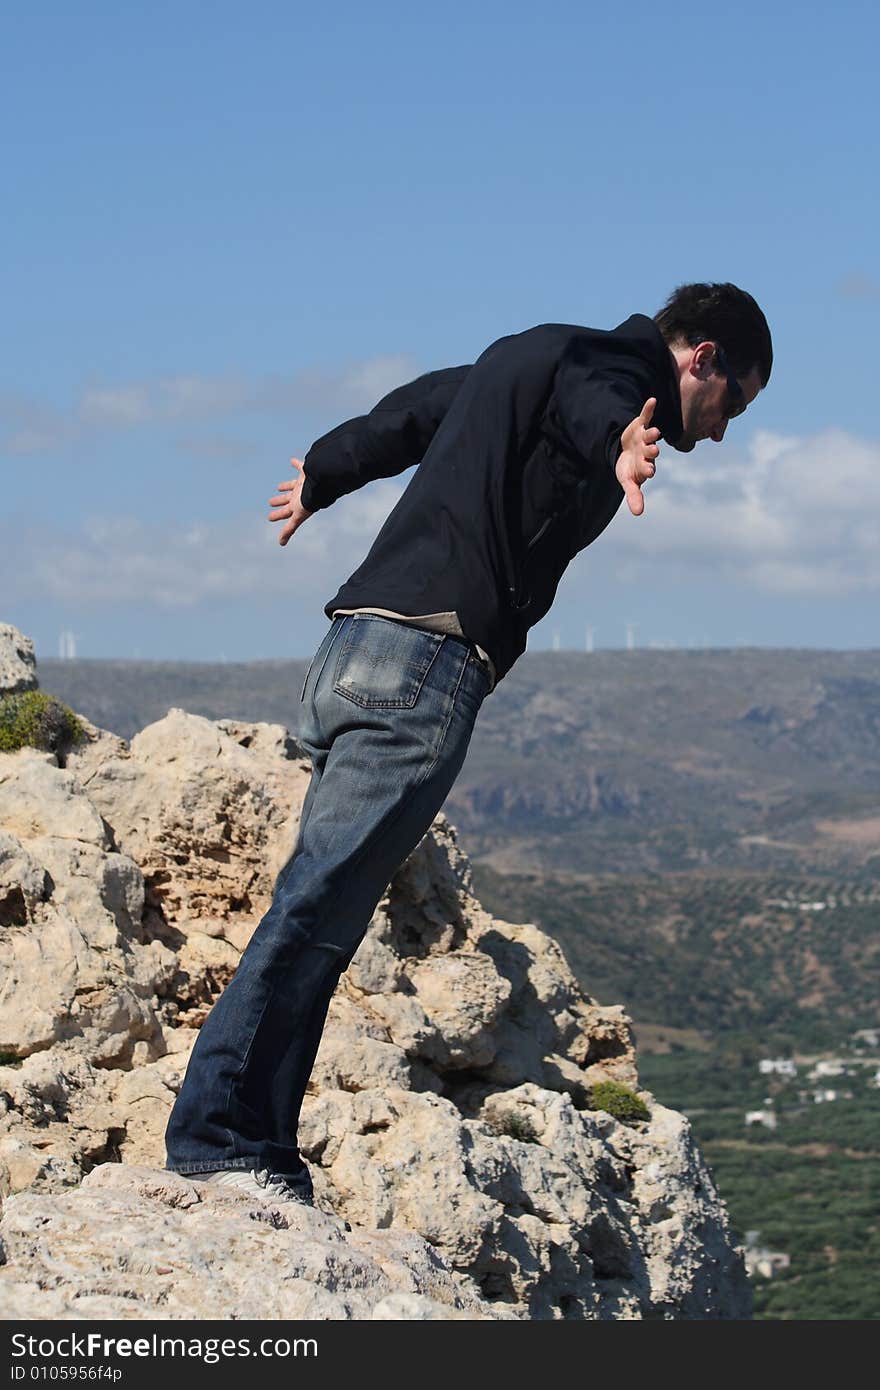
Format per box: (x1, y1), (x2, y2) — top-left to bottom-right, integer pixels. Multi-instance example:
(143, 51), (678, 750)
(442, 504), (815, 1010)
(654, 282), (773, 386)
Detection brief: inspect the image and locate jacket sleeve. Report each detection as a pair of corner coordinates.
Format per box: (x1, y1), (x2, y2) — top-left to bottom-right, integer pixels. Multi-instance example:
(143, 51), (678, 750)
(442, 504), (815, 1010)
(549, 339), (653, 479)
(300, 365), (471, 512)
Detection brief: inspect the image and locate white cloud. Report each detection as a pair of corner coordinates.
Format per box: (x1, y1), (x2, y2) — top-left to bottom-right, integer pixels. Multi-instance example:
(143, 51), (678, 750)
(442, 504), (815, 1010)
(2, 355), (421, 454)
(263, 355), (418, 415)
(4, 426), (65, 453)
(603, 428), (880, 595)
(79, 385), (152, 426)
(79, 376), (251, 426)
(0, 393), (70, 454)
(2, 427), (876, 610)
(0, 480), (408, 608)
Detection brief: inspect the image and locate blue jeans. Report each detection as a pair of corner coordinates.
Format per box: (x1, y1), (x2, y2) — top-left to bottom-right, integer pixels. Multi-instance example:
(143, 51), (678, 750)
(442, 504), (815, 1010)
(164, 614), (490, 1196)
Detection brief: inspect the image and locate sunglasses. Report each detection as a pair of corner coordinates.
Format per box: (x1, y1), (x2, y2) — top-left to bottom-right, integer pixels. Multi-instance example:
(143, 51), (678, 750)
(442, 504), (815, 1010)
(712, 343), (746, 419)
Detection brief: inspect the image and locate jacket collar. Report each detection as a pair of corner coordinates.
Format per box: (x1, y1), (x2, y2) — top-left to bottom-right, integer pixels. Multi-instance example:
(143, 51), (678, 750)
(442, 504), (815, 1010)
(613, 313), (684, 447)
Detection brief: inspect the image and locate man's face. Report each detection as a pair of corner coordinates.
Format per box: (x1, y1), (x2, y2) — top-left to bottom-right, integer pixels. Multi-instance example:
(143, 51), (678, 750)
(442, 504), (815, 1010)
(673, 343), (763, 453)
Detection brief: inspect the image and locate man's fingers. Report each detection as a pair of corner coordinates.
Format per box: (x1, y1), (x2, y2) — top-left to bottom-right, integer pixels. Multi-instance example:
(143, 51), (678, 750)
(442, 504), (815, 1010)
(625, 480), (645, 516)
(269, 460), (308, 544)
(640, 397), (657, 426)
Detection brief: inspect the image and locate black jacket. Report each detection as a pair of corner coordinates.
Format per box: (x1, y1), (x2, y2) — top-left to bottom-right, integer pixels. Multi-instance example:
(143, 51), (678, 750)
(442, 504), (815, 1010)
(300, 314), (683, 685)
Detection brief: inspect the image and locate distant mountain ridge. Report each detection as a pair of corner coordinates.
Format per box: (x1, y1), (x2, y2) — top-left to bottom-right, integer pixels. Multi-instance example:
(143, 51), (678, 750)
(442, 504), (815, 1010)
(41, 648), (880, 877)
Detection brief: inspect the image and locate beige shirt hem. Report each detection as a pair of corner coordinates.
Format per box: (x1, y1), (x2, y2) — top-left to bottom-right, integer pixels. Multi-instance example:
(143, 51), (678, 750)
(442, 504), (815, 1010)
(331, 607), (495, 689)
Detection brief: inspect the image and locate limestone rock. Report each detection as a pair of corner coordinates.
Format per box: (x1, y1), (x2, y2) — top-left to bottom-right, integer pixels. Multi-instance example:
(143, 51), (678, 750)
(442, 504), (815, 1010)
(70, 709), (312, 939)
(0, 1050), (119, 1194)
(62, 715), (128, 784)
(0, 765), (174, 1061)
(0, 751), (109, 847)
(0, 1163), (500, 1320)
(0, 624), (37, 695)
(0, 829), (48, 926)
(0, 631), (751, 1319)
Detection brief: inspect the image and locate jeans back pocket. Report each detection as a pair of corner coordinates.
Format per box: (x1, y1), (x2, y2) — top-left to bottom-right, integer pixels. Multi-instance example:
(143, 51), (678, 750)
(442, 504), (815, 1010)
(333, 618), (443, 709)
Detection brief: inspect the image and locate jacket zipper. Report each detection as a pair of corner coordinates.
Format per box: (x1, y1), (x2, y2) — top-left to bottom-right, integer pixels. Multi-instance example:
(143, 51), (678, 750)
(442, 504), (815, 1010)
(510, 515), (557, 612)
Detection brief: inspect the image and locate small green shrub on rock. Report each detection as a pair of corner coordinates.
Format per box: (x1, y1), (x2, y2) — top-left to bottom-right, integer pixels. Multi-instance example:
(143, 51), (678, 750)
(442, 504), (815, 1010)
(0, 690), (85, 756)
(588, 1080), (650, 1125)
(485, 1110), (540, 1144)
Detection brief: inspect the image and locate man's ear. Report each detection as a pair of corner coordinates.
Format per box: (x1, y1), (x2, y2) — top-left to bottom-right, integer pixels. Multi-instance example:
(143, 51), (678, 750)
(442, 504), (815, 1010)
(690, 341), (716, 379)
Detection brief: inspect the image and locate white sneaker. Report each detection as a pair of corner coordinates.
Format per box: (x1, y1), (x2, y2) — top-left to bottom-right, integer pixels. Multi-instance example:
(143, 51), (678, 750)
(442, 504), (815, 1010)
(191, 1167), (314, 1206)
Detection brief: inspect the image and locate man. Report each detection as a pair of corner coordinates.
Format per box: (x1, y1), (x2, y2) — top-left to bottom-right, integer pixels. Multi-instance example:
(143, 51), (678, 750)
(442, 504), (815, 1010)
(164, 282), (772, 1204)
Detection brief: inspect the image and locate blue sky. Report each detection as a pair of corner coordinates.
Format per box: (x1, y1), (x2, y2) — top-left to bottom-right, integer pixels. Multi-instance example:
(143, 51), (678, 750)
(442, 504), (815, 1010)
(2, 1), (878, 663)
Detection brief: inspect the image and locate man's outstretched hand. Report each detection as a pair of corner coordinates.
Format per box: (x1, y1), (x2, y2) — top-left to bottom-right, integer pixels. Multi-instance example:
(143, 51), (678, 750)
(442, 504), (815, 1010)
(269, 457), (313, 546)
(616, 398), (661, 517)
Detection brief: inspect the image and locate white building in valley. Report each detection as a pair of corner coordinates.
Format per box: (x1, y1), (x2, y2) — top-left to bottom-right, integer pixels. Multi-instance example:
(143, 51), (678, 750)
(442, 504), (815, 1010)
(759, 1058), (797, 1077)
(745, 1109), (777, 1130)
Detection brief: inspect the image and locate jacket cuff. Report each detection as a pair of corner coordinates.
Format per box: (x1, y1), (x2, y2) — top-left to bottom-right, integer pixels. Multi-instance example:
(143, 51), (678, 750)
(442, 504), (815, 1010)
(605, 422), (627, 475)
(300, 473), (331, 512)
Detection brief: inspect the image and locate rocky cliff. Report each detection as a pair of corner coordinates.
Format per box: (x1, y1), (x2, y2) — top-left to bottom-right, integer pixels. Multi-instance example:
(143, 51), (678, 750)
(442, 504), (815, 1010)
(0, 623), (751, 1320)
